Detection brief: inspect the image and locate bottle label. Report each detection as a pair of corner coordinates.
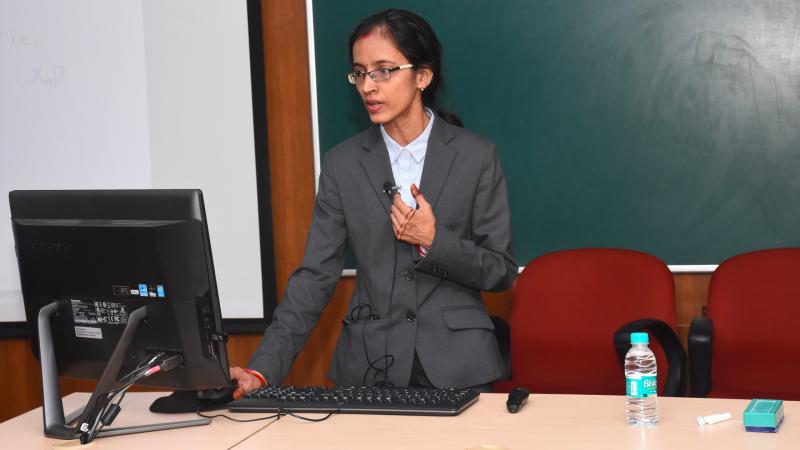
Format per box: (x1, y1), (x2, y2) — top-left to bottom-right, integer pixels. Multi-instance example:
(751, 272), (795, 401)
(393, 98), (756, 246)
(626, 374), (657, 398)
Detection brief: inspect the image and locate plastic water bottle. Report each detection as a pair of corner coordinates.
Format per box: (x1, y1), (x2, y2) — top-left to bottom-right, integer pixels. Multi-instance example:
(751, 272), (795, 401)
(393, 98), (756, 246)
(625, 332), (659, 426)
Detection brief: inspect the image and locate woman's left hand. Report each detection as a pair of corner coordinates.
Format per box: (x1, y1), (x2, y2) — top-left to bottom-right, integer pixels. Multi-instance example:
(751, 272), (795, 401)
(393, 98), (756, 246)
(390, 184), (436, 247)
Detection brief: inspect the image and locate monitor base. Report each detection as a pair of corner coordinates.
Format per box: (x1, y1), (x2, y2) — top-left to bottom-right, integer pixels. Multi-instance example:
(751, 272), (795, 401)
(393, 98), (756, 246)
(150, 388), (234, 413)
(37, 301), (212, 443)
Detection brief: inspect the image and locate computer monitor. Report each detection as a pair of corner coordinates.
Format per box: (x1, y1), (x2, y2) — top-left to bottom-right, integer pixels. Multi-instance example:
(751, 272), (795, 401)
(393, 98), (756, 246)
(10, 189), (232, 441)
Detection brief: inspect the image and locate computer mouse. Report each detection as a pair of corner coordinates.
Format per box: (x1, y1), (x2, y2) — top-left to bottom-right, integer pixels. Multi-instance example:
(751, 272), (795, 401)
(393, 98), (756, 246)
(506, 387), (530, 413)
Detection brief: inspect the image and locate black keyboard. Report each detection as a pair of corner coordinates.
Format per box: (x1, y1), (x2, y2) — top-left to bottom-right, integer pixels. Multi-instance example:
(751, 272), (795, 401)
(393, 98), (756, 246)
(227, 385), (480, 416)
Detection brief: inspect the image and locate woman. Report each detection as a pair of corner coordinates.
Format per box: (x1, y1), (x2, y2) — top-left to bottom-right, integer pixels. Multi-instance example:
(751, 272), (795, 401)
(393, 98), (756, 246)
(231, 9), (516, 398)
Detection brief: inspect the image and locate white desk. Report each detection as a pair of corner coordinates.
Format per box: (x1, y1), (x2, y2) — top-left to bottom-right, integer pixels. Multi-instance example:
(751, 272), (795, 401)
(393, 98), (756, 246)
(0, 392), (276, 450)
(1, 392), (796, 449)
(238, 393), (797, 450)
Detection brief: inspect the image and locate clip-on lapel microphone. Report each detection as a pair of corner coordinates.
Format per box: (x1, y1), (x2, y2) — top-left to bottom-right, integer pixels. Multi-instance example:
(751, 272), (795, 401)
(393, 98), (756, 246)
(383, 181), (399, 200)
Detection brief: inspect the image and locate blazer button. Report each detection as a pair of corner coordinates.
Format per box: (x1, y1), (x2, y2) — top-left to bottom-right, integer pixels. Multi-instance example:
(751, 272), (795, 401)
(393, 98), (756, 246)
(406, 313), (416, 322)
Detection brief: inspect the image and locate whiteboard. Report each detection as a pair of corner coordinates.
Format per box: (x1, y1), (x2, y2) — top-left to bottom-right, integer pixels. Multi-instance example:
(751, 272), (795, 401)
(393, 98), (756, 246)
(0, 0), (266, 322)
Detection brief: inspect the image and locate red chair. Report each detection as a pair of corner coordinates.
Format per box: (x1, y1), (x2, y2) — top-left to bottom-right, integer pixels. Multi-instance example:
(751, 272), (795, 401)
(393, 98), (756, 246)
(495, 248), (686, 396)
(689, 248), (800, 399)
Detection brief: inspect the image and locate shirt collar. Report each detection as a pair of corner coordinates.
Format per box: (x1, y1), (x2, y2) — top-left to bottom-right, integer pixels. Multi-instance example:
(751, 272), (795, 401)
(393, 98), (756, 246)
(381, 108), (434, 164)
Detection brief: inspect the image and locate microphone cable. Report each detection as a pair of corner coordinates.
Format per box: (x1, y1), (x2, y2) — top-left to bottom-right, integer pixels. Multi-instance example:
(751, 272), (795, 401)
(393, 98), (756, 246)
(351, 181), (404, 387)
(352, 236), (397, 387)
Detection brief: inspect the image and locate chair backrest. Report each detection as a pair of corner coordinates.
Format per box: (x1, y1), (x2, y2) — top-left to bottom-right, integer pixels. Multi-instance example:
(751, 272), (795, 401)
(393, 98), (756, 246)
(706, 248), (800, 399)
(506, 248), (677, 395)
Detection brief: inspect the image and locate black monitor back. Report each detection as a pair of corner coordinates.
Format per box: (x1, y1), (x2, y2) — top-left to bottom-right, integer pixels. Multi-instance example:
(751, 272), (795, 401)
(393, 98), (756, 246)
(10, 190), (230, 390)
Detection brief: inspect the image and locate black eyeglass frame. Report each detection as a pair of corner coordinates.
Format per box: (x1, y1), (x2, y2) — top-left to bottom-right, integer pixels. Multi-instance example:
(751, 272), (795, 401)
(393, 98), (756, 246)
(346, 64), (415, 85)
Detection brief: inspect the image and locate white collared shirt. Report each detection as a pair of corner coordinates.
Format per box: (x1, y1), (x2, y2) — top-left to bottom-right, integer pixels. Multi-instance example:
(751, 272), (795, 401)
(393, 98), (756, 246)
(380, 108), (434, 208)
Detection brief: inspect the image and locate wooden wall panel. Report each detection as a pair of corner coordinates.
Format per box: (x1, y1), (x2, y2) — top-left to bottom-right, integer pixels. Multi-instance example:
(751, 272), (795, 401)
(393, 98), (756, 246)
(0, 338), (44, 421)
(674, 274), (711, 348)
(261, 0), (315, 296)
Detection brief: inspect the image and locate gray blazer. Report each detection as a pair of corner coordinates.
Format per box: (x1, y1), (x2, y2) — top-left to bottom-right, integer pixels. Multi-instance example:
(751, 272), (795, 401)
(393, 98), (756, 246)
(249, 113), (517, 388)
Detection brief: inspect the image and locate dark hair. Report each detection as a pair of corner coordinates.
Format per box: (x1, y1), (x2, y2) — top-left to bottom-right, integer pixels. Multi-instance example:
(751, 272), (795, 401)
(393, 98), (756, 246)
(349, 9), (463, 127)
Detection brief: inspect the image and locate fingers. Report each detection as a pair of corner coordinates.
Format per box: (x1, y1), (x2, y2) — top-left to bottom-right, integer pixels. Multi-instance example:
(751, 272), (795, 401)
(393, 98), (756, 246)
(400, 209), (415, 237)
(390, 203), (402, 217)
(229, 367), (246, 400)
(229, 366), (260, 399)
(392, 192), (410, 213)
(395, 184), (434, 247)
(390, 188), (428, 244)
(411, 184), (430, 209)
(233, 387), (245, 400)
(391, 203), (416, 239)
(391, 204), (404, 229)
(230, 366), (245, 380)
(391, 207), (403, 235)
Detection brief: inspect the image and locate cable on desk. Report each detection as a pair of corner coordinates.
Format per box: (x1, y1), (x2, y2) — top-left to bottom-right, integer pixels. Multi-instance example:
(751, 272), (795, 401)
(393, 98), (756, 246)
(225, 416), (281, 450)
(278, 409), (337, 422)
(197, 408), (336, 423)
(196, 410), (281, 422)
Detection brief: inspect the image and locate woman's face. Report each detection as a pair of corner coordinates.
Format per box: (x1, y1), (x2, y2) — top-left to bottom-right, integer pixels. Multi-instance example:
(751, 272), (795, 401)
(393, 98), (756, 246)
(351, 30), (429, 125)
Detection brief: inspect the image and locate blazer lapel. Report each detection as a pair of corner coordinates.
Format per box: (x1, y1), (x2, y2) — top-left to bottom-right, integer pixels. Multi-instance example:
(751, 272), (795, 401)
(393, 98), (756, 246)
(419, 115), (457, 208)
(351, 116), (459, 308)
(417, 116), (457, 307)
(357, 126), (396, 214)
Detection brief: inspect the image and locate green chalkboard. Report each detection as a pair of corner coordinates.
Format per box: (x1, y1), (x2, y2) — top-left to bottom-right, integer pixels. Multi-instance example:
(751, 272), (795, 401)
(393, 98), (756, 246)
(311, 0), (800, 266)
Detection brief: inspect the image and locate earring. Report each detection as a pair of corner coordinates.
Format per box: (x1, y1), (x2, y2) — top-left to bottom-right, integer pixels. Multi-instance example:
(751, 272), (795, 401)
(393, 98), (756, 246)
(420, 87), (425, 92)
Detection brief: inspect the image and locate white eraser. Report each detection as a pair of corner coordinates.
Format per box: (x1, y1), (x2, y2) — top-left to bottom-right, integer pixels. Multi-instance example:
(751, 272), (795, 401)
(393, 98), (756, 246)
(697, 412), (732, 426)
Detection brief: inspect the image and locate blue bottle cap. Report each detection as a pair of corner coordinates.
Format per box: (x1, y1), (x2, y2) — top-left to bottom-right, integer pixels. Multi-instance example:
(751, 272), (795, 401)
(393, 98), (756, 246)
(630, 332), (649, 344)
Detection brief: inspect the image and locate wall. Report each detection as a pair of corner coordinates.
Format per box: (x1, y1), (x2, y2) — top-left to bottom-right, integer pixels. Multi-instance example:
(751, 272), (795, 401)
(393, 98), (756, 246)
(0, 0), (713, 422)
(311, 0), (800, 266)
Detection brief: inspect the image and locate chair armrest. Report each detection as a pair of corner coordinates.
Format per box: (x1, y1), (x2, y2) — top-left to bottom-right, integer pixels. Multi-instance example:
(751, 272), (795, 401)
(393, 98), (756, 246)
(614, 319), (688, 397)
(687, 316), (713, 397)
(490, 315), (511, 380)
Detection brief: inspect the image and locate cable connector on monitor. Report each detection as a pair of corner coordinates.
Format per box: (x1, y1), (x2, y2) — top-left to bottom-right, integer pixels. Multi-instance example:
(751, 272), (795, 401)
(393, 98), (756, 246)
(158, 354), (184, 373)
(209, 332), (228, 342)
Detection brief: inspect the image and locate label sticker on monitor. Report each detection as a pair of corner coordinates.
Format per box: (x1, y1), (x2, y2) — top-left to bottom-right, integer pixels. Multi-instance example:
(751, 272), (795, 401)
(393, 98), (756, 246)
(70, 299), (129, 326)
(94, 301), (129, 325)
(75, 326), (103, 340)
(71, 299), (98, 324)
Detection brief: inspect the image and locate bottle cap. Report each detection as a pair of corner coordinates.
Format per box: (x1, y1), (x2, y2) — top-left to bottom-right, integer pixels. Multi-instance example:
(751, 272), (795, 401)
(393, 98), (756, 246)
(630, 332), (649, 344)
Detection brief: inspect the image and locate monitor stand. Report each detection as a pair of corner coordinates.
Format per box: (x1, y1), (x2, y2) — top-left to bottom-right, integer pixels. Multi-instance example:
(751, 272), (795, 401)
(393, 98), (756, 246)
(37, 301), (211, 442)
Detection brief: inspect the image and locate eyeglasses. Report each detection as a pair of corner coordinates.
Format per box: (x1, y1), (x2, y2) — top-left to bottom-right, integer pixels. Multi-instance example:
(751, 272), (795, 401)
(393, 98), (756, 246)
(346, 64), (415, 85)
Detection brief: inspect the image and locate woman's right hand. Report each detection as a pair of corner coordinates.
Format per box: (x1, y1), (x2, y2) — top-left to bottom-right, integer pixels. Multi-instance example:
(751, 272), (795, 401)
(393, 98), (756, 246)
(229, 366), (263, 400)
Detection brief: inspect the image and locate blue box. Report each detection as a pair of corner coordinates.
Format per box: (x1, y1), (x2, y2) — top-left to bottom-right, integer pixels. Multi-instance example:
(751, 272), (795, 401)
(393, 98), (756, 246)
(743, 399), (784, 433)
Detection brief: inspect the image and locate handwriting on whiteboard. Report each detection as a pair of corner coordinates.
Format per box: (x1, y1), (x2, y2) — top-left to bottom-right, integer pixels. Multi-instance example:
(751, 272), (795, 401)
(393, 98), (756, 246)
(0, 30), (41, 47)
(31, 64), (65, 88)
